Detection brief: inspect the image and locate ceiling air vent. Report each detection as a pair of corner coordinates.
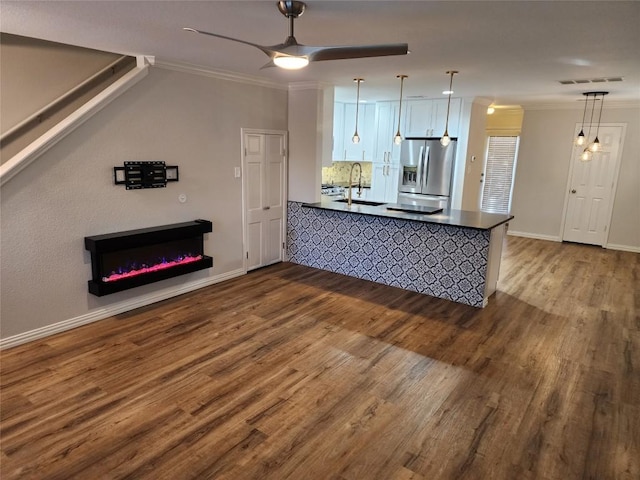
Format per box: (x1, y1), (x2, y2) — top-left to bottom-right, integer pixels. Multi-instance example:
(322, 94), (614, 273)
(559, 77), (624, 85)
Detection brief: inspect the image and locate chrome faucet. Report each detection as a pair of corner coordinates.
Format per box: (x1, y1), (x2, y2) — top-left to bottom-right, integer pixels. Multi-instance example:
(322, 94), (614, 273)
(347, 162), (363, 207)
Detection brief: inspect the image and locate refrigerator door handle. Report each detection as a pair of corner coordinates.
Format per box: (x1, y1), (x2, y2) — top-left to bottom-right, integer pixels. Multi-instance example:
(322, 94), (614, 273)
(415, 145), (425, 191)
(421, 145), (431, 191)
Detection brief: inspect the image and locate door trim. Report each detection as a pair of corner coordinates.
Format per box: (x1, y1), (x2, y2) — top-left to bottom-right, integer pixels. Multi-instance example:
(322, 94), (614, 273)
(559, 123), (626, 248)
(240, 128), (288, 272)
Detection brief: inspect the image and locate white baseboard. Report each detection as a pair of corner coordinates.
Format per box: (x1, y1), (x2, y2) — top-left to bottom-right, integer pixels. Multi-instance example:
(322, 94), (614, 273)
(0, 268), (246, 350)
(508, 231), (639, 253)
(605, 243), (640, 253)
(507, 231), (561, 242)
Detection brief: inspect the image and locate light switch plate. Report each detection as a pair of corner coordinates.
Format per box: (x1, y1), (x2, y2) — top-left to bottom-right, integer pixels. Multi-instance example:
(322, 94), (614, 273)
(234, 167), (241, 178)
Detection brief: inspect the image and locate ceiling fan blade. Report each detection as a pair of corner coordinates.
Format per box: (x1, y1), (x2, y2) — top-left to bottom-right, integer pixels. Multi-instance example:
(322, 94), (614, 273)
(307, 43), (409, 62)
(183, 27), (276, 57)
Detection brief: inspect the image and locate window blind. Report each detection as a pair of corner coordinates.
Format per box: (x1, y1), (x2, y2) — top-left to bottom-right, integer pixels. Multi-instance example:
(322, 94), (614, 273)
(481, 136), (519, 214)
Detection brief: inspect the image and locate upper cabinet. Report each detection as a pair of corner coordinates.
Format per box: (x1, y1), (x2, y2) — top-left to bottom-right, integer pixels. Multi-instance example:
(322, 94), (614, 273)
(404, 98), (462, 138)
(333, 97), (463, 164)
(332, 102), (345, 161)
(344, 103), (376, 161)
(374, 101), (404, 164)
(333, 102), (375, 161)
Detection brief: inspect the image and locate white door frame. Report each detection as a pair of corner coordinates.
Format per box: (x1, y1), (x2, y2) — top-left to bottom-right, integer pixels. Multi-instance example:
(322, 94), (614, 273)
(240, 128), (288, 272)
(559, 123), (626, 248)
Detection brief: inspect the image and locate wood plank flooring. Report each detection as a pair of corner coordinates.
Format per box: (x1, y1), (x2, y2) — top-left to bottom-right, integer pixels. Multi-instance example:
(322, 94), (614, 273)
(1, 236), (638, 479)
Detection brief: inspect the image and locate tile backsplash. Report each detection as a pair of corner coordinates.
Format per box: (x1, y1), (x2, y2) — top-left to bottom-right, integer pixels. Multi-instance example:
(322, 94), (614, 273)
(322, 161), (372, 185)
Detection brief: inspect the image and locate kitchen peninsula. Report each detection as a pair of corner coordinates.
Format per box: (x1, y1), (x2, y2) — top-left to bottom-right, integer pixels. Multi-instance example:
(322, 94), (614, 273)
(287, 199), (513, 308)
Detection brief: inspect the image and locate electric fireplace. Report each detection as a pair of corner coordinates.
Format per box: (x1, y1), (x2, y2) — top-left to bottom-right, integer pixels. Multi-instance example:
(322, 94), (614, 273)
(85, 219), (213, 296)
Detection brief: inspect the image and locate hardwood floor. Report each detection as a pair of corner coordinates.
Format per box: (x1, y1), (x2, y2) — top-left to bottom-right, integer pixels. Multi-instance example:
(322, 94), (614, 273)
(1, 236), (638, 479)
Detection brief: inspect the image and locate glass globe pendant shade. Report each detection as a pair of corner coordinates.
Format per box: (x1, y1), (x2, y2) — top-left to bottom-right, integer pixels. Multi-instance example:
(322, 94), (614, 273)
(580, 149), (592, 162)
(273, 55), (309, 70)
(575, 130), (586, 146)
(589, 137), (601, 152)
(394, 132), (402, 145)
(352, 132), (360, 144)
(440, 133), (451, 147)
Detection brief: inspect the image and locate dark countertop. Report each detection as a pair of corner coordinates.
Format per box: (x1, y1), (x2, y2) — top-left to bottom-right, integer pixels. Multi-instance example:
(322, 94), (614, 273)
(302, 198), (513, 230)
(331, 182), (372, 189)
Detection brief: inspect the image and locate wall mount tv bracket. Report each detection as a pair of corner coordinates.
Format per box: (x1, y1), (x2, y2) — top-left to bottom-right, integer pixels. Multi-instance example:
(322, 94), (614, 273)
(114, 161), (179, 189)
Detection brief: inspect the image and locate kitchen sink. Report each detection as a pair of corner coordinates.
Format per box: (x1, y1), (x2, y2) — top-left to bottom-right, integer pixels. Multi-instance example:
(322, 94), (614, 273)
(334, 199), (387, 207)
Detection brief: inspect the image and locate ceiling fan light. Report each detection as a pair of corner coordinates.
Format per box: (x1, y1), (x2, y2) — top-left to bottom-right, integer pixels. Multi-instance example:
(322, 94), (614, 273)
(273, 55), (309, 69)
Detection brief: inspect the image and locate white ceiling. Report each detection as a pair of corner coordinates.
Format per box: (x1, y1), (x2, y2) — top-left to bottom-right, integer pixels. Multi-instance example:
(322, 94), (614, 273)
(2, 1), (639, 106)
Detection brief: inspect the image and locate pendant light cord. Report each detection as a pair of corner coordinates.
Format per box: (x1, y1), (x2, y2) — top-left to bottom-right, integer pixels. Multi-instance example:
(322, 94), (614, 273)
(585, 93), (596, 143)
(580, 95), (588, 128)
(594, 92), (605, 138)
(396, 75), (406, 135)
(354, 79), (361, 135)
(444, 71), (455, 133)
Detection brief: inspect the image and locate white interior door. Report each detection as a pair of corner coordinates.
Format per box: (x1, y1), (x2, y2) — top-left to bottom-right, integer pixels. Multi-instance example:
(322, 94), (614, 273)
(562, 125), (624, 246)
(243, 131), (287, 271)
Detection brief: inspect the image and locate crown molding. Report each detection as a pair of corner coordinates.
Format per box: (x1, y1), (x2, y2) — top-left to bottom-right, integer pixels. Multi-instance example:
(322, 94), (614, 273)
(521, 100), (640, 110)
(154, 60), (288, 90)
(288, 81), (334, 91)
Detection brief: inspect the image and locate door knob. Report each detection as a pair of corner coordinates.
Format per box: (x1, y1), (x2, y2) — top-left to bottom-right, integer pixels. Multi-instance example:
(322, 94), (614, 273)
(263, 206), (271, 210)
(571, 189), (577, 194)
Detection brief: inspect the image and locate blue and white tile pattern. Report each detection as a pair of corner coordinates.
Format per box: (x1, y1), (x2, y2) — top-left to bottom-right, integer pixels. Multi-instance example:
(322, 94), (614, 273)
(287, 201), (490, 307)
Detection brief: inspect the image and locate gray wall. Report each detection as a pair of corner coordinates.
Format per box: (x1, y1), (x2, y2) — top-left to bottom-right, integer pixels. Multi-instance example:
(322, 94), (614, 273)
(0, 33), (121, 135)
(1, 67), (287, 339)
(510, 105), (640, 249)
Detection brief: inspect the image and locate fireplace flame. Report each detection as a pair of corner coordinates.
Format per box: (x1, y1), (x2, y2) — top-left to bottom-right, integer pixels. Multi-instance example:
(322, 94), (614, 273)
(102, 255), (203, 282)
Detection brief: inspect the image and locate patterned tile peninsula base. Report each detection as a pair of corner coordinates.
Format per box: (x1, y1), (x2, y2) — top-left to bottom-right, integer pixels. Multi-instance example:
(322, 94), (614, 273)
(287, 201), (490, 307)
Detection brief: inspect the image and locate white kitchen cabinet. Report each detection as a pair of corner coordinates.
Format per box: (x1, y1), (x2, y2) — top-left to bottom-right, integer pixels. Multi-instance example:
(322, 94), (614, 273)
(374, 101), (404, 164)
(343, 103), (376, 161)
(404, 100), (434, 137)
(332, 102), (345, 161)
(370, 163), (399, 203)
(333, 102), (375, 161)
(404, 98), (462, 138)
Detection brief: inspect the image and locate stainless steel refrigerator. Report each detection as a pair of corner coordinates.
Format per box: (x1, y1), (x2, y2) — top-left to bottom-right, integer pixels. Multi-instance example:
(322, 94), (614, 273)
(397, 137), (456, 208)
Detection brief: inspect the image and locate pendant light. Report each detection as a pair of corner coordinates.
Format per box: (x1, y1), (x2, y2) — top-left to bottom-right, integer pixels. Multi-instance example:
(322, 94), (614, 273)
(352, 78), (364, 144)
(394, 74), (408, 145)
(575, 94), (588, 146)
(580, 93), (597, 162)
(440, 70), (458, 147)
(588, 91), (608, 153)
(577, 91), (608, 162)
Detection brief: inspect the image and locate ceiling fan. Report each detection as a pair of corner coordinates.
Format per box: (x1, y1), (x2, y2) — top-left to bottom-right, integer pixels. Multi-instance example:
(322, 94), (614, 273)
(184, 1), (409, 70)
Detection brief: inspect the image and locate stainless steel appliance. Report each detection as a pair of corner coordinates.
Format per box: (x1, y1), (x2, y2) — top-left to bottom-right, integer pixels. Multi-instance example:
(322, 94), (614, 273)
(321, 184), (345, 198)
(398, 137), (456, 208)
